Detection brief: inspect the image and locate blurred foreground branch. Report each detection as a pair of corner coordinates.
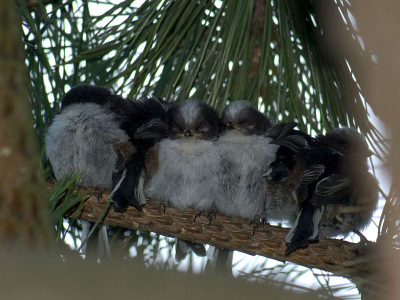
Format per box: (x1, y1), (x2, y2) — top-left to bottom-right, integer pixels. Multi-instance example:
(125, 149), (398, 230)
(0, 0), (53, 249)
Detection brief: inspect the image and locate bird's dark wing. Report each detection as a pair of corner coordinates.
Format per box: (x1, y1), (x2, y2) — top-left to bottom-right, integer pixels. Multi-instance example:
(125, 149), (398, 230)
(270, 134), (309, 153)
(266, 122), (298, 140)
(311, 174), (351, 206)
(111, 142), (136, 211)
(264, 123), (311, 182)
(112, 141), (135, 186)
(263, 160), (289, 182)
(297, 164), (325, 205)
(122, 96), (170, 139)
(134, 118), (168, 140)
(113, 97), (170, 211)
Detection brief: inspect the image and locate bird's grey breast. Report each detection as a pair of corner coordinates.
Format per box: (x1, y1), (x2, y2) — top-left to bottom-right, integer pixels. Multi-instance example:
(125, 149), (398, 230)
(146, 138), (220, 210)
(215, 132), (278, 219)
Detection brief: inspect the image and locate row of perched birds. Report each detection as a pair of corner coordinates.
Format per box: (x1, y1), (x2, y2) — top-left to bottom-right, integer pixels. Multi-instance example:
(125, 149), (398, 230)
(45, 85), (379, 259)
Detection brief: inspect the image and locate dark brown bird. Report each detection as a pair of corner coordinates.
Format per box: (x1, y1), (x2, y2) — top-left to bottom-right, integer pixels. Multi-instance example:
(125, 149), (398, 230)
(268, 127), (379, 255)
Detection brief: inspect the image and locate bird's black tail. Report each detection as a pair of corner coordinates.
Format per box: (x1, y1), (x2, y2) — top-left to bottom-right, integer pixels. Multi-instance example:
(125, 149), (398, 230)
(113, 97), (170, 212)
(285, 200), (324, 256)
(112, 152), (146, 212)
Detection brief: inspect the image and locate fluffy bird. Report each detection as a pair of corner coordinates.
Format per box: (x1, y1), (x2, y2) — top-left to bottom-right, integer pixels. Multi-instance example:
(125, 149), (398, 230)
(146, 99), (221, 261)
(45, 85), (169, 258)
(271, 127), (379, 255)
(46, 85), (133, 194)
(146, 99), (221, 211)
(209, 100), (277, 273)
(215, 100), (278, 222)
(47, 85), (169, 211)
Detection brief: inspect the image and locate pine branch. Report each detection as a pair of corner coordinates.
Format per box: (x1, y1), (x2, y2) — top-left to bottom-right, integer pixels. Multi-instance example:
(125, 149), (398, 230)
(60, 182), (363, 276)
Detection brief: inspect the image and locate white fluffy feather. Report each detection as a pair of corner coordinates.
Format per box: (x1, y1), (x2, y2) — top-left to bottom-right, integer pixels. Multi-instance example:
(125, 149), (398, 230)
(147, 138), (219, 211)
(45, 103), (130, 190)
(45, 102), (128, 260)
(215, 130), (278, 219)
(223, 100), (251, 121)
(178, 100), (202, 125)
(263, 182), (298, 224)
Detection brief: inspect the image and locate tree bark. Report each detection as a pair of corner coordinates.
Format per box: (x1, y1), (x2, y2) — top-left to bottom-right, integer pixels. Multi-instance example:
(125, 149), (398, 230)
(0, 1), (53, 249)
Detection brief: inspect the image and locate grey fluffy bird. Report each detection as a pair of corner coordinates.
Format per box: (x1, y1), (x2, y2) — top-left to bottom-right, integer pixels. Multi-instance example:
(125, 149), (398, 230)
(215, 100), (277, 221)
(146, 99), (221, 261)
(46, 86), (134, 193)
(45, 85), (169, 259)
(146, 99), (221, 211)
(209, 100), (277, 273)
(45, 85), (133, 259)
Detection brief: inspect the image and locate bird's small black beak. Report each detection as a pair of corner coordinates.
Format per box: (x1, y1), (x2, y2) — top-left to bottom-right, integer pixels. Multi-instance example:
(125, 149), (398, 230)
(184, 129), (193, 137)
(225, 122), (234, 130)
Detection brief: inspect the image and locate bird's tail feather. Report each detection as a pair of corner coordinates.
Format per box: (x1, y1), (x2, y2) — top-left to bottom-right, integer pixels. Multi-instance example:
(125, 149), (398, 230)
(137, 168), (147, 205)
(81, 221), (111, 261)
(97, 225), (111, 258)
(113, 152), (145, 211)
(205, 247), (233, 275)
(285, 202), (324, 256)
(175, 238), (207, 262)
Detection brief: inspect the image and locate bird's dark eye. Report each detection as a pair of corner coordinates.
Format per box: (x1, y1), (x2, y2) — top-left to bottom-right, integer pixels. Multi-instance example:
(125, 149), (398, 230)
(198, 124), (209, 133)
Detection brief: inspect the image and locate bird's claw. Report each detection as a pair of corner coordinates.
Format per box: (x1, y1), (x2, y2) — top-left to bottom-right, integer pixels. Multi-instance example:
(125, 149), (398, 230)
(160, 200), (167, 214)
(207, 208), (217, 225)
(128, 196), (143, 212)
(133, 203), (143, 212)
(194, 210), (202, 223)
(113, 198), (129, 213)
(95, 187), (105, 201)
(249, 215), (267, 236)
(335, 214), (369, 244)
